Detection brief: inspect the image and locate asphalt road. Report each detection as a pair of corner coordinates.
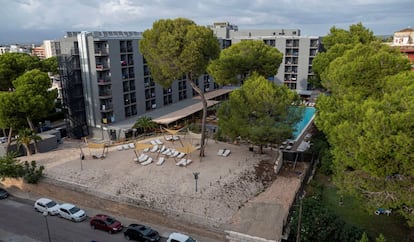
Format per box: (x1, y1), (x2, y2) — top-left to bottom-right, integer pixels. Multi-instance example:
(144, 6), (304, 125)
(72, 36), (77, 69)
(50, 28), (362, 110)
(0, 197), (167, 242)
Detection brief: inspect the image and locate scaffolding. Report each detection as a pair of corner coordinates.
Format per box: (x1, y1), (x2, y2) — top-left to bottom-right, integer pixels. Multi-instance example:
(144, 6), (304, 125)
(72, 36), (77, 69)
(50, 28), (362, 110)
(58, 53), (89, 139)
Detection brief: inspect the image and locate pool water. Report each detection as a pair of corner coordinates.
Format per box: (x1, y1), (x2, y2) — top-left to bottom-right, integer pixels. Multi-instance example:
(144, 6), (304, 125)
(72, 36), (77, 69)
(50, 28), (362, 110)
(293, 107), (316, 140)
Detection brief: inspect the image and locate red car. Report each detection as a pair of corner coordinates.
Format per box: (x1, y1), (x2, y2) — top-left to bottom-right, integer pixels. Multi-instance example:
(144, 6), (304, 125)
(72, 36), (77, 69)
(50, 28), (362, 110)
(90, 214), (123, 234)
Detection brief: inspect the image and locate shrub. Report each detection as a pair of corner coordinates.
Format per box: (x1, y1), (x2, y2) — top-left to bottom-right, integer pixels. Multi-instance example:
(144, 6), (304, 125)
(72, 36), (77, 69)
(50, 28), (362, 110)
(22, 160), (44, 184)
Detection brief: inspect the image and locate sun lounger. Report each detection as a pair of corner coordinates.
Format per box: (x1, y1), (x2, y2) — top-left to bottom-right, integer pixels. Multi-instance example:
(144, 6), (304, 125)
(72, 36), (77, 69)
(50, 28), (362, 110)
(122, 144), (130, 150)
(150, 145), (159, 153)
(143, 147), (150, 153)
(176, 158), (187, 166)
(165, 136), (173, 141)
(117, 145), (123, 151)
(141, 157), (153, 166)
(222, 149), (231, 157)
(217, 149), (224, 156)
(177, 152), (186, 159)
(172, 136), (180, 141)
(184, 159), (192, 166)
(150, 140), (157, 145)
(137, 154), (149, 162)
(156, 157), (165, 166)
(129, 143), (135, 149)
(159, 145), (166, 153)
(155, 139), (163, 145)
(170, 150), (179, 158)
(162, 148), (170, 155)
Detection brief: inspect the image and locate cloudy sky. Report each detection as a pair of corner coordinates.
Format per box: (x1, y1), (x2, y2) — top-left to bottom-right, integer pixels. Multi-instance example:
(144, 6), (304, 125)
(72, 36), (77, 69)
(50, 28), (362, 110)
(1, 0), (413, 44)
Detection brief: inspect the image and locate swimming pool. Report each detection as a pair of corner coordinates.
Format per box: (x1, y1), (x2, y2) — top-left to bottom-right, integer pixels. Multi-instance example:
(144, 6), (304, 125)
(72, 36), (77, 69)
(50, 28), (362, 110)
(293, 107), (316, 140)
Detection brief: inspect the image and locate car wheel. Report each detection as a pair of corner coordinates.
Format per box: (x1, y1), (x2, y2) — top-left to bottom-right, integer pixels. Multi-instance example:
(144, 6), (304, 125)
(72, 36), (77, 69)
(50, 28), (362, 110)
(71, 218), (75, 222)
(124, 235), (130, 240)
(91, 224), (95, 230)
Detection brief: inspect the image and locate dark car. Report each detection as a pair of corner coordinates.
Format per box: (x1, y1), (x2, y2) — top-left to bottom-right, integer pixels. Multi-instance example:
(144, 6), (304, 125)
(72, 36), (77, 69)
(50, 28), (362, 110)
(124, 224), (160, 241)
(90, 214), (123, 234)
(0, 188), (9, 199)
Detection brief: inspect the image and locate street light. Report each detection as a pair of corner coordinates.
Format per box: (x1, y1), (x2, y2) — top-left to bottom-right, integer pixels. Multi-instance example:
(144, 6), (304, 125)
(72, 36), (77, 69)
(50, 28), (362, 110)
(193, 172), (200, 192)
(42, 211), (52, 242)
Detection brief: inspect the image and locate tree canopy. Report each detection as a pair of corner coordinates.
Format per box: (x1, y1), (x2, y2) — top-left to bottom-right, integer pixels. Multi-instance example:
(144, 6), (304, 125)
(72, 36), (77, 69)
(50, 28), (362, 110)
(0, 53), (41, 91)
(315, 37), (414, 226)
(217, 74), (302, 151)
(208, 40), (283, 85)
(139, 18), (220, 156)
(312, 23), (376, 87)
(13, 69), (58, 130)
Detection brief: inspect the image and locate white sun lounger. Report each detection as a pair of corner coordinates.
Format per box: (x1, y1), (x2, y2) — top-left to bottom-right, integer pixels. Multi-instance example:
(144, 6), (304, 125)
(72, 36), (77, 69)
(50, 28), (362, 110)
(172, 136), (180, 141)
(141, 157), (153, 166)
(150, 140), (157, 145)
(150, 145), (159, 153)
(165, 136), (173, 141)
(155, 139), (163, 145)
(176, 152), (186, 159)
(128, 143), (135, 149)
(185, 159), (192, 166)
(162, 148), (170, 155)
(156, 157), (165, 166)
(170, 150), (179, 158)
(117, 145), (123, 151)
(134, 153), (146, 162)
(222, 149), (231, 157)
(159, 145), (166, 153)
(137, 154), (149, 163)
(176, 158), (187, 166)
(143, 147), (150, 153)
(122, 144), (130, 150)
(217, 149), (224, 156)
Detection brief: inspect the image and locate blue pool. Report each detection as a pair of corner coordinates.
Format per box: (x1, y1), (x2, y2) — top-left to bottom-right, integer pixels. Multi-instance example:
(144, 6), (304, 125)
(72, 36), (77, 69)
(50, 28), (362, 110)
(293, 107), (316, 140)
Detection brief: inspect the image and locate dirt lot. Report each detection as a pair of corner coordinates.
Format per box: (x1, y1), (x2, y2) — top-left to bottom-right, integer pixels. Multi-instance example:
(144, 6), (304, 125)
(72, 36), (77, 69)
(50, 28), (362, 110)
(1, 136), (308, 241)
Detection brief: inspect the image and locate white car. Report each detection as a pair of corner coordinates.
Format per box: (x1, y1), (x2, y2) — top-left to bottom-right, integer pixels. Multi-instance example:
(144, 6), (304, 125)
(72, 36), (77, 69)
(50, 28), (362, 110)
(167, 232), (197, 242)
(34, 198), (60, 215)
(57, 203), (87, 222)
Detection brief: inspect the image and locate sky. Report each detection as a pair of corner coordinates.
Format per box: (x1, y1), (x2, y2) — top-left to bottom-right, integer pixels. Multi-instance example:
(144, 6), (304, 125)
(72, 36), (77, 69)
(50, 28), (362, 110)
(0, 0), (413, 44)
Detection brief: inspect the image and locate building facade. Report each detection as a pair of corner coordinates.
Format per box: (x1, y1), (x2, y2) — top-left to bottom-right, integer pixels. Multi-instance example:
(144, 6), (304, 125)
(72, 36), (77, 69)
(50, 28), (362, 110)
(391, 28), (414, 69)
(57, 31), (217, 138)
(209, 22), (321, 94)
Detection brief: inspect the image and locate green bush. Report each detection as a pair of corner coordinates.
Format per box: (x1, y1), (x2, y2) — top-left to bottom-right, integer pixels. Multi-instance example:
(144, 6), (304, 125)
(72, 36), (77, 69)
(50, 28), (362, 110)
(22, 160), (44, 184)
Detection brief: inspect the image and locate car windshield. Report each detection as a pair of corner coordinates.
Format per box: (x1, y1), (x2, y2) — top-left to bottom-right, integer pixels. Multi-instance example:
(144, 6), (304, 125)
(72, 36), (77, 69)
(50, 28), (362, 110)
(46, 201), (57, 208)
(105, 217), (115, 225)
(69, 206), (80, 214)
(185, 237), (196, 242)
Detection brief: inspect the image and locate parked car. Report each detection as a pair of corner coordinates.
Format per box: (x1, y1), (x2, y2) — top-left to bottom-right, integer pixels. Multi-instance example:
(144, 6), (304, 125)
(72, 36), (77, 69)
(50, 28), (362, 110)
(57, 203), (87, 222)
(123, 224), (160, 241)
(90, 214), (123, 234)
(167, 232), (197, 242)
(34, 198), (60, 215)
(0, 188), (9, 199)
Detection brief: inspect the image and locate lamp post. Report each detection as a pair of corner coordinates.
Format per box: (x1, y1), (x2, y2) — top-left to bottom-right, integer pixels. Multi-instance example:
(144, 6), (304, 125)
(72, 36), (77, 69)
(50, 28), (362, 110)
(193, 172), (200, 192)
(43, 211), (52, 242)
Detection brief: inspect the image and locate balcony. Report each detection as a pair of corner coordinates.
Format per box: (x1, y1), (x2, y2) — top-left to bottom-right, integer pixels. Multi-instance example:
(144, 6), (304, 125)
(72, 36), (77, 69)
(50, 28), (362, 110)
(96, 64), (109, 71)
(98, 78), (111, 85)
(95, 49), (109, 56)
(98, 90), (112, 98)
(100, 104), (113, 112)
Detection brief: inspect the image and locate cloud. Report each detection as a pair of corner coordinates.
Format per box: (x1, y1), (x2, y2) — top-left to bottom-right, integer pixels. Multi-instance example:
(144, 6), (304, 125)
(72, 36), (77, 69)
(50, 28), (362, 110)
(0, 0), (412, 43)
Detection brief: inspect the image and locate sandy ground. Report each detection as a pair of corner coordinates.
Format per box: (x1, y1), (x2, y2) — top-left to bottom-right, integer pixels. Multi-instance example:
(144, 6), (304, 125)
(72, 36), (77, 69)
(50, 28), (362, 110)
(12, 135), (307, 241)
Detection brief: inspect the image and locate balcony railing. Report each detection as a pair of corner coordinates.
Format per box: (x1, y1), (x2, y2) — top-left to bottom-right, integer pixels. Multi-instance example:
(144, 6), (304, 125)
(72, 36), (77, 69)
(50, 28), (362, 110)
(96, 64), (109, 70)
(95, 49), (109, 55)
(98, 78), (111, 85)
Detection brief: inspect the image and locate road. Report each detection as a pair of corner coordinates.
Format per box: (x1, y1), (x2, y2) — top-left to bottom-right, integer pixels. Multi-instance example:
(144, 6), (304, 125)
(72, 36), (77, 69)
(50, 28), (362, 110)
(0, 197), (169, 242)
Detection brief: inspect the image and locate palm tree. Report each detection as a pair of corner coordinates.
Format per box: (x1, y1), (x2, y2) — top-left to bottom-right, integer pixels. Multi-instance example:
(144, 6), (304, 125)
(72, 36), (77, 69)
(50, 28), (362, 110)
(16, 128), (42, 156)
(132, 116), (157, 135)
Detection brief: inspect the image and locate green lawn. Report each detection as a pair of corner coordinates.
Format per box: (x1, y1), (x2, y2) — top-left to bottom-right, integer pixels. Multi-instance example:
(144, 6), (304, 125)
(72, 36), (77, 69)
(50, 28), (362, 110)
(309, 174), (412, 242)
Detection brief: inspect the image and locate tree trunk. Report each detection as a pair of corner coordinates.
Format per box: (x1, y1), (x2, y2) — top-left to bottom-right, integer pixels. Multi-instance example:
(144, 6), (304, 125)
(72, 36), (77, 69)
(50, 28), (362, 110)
(187, 73), (207, 157)
(23, 143), (32, 156)
(26, 117), (39, 154)
(6, 127), (12, 154)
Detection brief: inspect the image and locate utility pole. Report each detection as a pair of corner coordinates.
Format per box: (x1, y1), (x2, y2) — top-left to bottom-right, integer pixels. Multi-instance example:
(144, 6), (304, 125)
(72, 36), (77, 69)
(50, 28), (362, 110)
(296, 198), (303, 242)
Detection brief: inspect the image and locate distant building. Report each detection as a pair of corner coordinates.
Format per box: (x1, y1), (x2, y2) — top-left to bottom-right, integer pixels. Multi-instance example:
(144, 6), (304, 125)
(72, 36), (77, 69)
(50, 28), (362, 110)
(209, 22), (321, 95)
(391, 28), (414, 69)
(43, 40), (60, 58)
(0, 46), (10, 54)
(31, 45), (46, 59)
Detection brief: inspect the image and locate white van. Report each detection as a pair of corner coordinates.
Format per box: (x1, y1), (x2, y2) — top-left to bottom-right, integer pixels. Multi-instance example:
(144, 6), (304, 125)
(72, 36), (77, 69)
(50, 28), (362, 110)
(167, 232), (197, 242)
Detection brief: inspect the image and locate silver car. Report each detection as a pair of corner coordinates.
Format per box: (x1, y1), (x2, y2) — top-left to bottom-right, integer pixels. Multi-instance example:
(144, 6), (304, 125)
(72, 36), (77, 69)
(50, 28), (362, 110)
(57, 203), (87, 222)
